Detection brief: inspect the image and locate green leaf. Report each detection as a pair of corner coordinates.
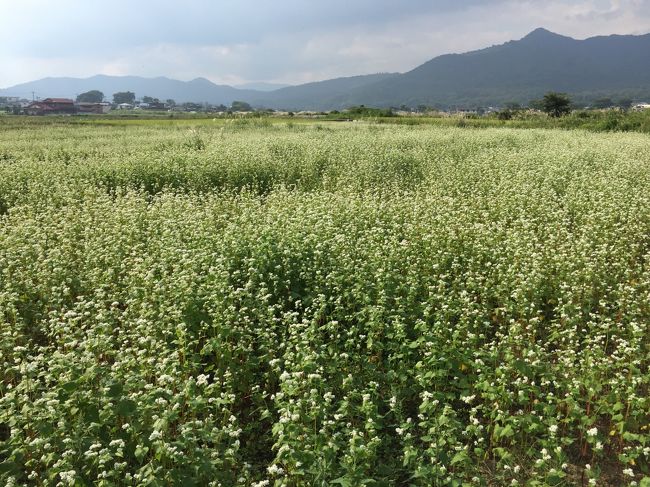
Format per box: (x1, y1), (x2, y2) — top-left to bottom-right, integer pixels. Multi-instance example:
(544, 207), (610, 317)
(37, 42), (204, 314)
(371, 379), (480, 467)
(547, 471), (565, 484)
(0, 461), (18, 474)
(107, 382), (124, 398)
(135, 445), (149, 461)
(331, 477), (353, 487)
(83, 404), (100, 422)
(451, 451), (468, 466)
(498, 424), (514, 439)
(116, 399), (137, 416)
(60, 381), (78, 392)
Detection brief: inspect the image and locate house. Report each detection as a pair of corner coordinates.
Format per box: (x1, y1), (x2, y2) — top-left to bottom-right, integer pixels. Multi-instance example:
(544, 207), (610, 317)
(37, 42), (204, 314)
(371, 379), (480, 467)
(117, 103), (134, 110)
(632, 103), (650, 111)
(145, 101), (165, 110)
(25, 102), (49, 115)
(76, 102), (111, 114)
(26, 98), (76, 115)
(41, 98), (75, 113)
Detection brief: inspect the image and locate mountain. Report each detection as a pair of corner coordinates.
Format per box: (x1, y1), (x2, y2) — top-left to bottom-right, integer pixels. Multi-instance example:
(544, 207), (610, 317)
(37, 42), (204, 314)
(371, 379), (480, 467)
(342, 28), (650, 108)
(234, 82), (292, 91)
(2, 29), (650, 109)
(0, 72), (399, 110)
(250, 73), (399, 110)
(0, 74), (259, 105)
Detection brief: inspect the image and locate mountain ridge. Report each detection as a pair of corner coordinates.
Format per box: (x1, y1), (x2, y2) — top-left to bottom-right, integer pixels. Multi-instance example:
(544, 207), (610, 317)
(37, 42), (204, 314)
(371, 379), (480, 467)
(2, 28), (649, 109)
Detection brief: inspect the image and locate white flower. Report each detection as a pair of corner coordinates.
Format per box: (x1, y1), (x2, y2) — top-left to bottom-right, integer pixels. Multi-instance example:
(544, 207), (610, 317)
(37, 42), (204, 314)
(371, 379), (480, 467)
(59, 470), (76, 485)
(267, 464), (284, 475)
(149, 430), (162, 441)
(587, 427), (598, 437)
(461, 394), (476, 404)
(196, 374), (209, 386)
(623, 468), (634, 477)
(549, 424), (558, 434)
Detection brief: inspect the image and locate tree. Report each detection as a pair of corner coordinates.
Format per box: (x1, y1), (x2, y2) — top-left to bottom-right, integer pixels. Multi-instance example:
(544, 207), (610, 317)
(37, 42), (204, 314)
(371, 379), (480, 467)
(182, 102), (203, 112)
(113, 91), (136, 105)
(142, 96), (160, 104)
(541, 92), (572, 117)
(76, 90), (104, 103)
(165, 99), (176, 108)
(593, 97), (613, 109)
(497, 109), (514, 120)
(504, 102), (522, 111)
(617, 98), (633, 111)
(231, 100), (252, 112)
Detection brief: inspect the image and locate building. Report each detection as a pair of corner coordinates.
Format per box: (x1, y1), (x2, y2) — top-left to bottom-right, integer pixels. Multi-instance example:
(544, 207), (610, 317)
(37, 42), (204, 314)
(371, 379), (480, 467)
(41, 98), (75, 113)
(76, 102), (111, 114)
(25, 101), (54, 115)
(25, 98), (76, 115)
(632, 103), (650, 111)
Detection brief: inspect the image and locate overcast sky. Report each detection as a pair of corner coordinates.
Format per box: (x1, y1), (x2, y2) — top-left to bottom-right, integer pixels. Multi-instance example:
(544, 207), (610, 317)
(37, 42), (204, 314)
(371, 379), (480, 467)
(1, 0), (649, 88)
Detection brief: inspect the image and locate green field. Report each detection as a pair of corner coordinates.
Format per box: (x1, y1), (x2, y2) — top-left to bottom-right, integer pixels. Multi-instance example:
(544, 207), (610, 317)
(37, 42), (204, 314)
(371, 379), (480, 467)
(1, 119), (649, 486)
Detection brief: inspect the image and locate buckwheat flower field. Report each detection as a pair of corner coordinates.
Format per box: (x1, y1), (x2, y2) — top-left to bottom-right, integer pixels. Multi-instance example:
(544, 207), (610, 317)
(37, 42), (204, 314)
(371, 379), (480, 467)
(0, 119), (649, 486)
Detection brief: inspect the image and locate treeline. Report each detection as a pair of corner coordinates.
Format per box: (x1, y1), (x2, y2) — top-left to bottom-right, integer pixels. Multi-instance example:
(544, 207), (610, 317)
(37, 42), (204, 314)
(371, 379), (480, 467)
(75, 90), (254, 112)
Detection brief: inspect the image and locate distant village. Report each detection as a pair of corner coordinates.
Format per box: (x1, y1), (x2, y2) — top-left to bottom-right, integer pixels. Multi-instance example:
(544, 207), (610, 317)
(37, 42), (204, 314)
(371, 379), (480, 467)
(0, 93), (241, 116)
(1, 91), (650, 117)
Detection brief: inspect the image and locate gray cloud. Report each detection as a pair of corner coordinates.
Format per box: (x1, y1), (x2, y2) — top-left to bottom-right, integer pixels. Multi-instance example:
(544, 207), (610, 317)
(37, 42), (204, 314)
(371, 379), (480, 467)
(1, 0), (648, 87)
(2, 0), (497, 56)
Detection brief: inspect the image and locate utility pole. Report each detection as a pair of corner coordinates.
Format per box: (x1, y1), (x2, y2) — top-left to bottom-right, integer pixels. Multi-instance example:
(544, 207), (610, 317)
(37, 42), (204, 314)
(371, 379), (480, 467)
(31, 91), (36, 101)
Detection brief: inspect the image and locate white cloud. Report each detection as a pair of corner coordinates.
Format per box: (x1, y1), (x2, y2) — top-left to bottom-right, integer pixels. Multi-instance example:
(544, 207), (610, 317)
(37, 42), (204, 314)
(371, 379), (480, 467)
(0, 0), (648, 87)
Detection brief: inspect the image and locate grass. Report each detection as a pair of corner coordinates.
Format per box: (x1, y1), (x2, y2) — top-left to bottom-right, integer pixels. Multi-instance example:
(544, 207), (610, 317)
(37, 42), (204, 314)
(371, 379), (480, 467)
(3, 107), (650, 133)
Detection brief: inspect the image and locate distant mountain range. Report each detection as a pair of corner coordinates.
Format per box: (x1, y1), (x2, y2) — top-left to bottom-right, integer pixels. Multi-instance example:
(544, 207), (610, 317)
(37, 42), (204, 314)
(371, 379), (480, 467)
(234, 82), (292, 91)
(2, 28), (649, 109)
(1, 75), (259, 106)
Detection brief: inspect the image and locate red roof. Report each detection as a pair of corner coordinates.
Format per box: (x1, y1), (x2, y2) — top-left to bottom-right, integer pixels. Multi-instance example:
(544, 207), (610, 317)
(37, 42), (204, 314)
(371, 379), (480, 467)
(42, 98), (74, 104)
(27, 102), (55, 111)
